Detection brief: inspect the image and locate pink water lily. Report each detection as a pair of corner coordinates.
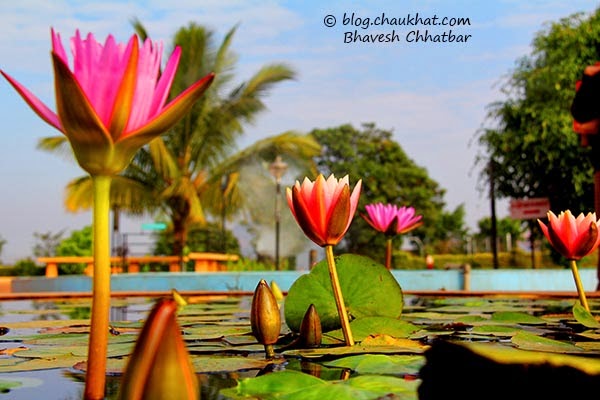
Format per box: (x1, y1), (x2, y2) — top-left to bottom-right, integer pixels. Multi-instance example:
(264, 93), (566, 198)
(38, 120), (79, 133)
(1, 29), (214, 175)
(286, 174), (361, 346)
(286, 174), (362, 247)
(538, 210), (600, 312)
(3, 28), (214, 399)
(362, 202), (423, 270)
(363, 203), (423, 236)
(538, 210), (600, 261)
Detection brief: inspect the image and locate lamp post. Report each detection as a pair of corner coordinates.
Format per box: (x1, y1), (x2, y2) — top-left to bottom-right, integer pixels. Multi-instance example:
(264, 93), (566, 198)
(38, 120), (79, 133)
(269, 156), (288, 270)
(220, 174), (230, 253)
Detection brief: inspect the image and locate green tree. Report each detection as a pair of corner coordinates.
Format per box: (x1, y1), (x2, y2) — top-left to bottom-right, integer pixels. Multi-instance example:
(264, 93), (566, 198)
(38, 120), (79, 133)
(475, 217), (524, 251)
(311, 123), (466, 262)
(39, 22), (320, 258)
(477, 9), (600, 215)
(56, 226), (93, 274)
(153, 221), (240, 256)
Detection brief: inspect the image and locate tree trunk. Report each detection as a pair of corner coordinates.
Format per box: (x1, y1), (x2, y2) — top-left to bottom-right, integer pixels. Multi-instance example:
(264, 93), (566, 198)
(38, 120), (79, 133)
(172, 215), (188, 272)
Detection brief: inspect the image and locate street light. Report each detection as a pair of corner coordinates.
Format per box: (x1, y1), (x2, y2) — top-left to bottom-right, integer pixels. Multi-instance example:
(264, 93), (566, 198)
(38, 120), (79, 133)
(269, 156), (288, 270)
(220, 174), (230, 253)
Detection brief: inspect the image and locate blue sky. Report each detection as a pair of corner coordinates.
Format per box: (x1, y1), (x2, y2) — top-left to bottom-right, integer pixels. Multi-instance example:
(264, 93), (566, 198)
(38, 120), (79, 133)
(0, 0), (598, 263)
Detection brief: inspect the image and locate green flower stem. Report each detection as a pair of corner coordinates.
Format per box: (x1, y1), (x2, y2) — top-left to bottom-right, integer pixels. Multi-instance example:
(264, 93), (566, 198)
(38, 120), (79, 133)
(385, 238), (393, 270)
(569, 259), (590, 312)
(84, 175), (112, 400)
(324, 245), (354, 346)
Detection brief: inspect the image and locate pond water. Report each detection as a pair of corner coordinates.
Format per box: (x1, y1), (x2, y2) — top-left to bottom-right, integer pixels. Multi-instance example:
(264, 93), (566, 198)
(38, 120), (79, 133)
(0, 296), (335, 399)
(0, 294), (597, 399)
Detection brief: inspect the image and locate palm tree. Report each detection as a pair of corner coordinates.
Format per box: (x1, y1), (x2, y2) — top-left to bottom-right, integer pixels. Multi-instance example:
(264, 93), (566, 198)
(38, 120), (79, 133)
(39, 21), (320, 259)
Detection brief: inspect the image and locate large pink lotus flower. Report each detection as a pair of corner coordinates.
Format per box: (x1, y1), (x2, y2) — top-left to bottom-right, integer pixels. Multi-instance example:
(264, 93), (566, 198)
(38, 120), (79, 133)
(286, 174), (362, 247)
(362, 203), (423, 236)
(538, 210), (600, 261)
(1, 29), (214, 176)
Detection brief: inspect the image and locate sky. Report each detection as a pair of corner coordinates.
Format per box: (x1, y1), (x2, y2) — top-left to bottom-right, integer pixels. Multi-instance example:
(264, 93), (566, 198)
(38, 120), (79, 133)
(0, 0), (598, 263)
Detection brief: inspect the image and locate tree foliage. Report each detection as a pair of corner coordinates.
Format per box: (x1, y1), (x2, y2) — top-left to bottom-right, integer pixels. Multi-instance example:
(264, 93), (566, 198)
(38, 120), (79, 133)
(475, 217), (524, 250)
(33, 230), (65, 257)
(311, 123), (466, 261)
(56, 226), (92, 274)
(153, 221), (240, 256)
(477, 9), (600, 214)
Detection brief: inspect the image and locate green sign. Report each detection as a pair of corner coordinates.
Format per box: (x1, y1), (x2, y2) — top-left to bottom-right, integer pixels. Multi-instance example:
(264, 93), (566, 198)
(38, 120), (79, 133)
(141, 222), (167, 231)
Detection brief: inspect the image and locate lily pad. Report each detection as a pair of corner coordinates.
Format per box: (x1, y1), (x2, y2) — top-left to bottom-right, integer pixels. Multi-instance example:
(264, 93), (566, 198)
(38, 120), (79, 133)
(324, 354), (425, 375)
(221, 369), (419, 400)
(573, 301), (600, 328)
(0, 376), (42, 393)
(326, 316), (419, 342)
(489, 311), (547, 325)
(284, 254), (403, 332)
(511, 330), (584, 353)
(282, 343), (427, 359)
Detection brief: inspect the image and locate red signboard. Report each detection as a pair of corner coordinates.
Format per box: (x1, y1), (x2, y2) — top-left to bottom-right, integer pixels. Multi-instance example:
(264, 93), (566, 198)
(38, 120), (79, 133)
(510, 197), (550, 220)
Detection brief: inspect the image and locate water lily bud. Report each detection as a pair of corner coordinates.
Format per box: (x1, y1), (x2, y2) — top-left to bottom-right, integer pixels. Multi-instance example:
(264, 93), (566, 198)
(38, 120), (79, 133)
(118, 298), (198, 400)
(251, 279), (281, 358)
(172, 288), (188, 309)
(270, 280), (284, 302)
(299, 304), (322, 348)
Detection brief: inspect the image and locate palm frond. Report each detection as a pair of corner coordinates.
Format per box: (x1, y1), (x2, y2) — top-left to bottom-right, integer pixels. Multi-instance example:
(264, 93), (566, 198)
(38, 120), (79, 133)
(64, 175), (157, 214)
(131, 18), (149, 41)
(211, 131), (320, 178)
(37, 136), (75, 162)
(148, 138), (180, 181)
(224, 64), (296, 124)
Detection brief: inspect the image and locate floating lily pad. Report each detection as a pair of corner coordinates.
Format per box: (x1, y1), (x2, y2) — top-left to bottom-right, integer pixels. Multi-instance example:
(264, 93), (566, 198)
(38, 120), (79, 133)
(0, 376), (42, 393)
(0, 378), (22, 393)
(326, 316), (419, 342)
(323, 354), (425, 375)
(489, 311), (547, 325)
(511, 330), (584, 353)
(470, 325), (520, 337)
(284, 254), (403, 332)
(221, 369), (419, 400)
(283, 343), (427, 359)
(573, 301), (600, 328)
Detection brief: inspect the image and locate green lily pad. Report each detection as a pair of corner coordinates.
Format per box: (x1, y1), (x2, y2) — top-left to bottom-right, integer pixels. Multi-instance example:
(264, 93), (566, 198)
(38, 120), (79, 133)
(284, 254), (403, 332)
(0, 376), (42, 393)
(221, 369), (419, 400)
(0, 354), (87, 372)
(283, 343), (426, 359)
(326, 317), (419, 342)
(489, 311), (547, 325)
(511, 330), (584, 353)
(227, 370), (323, 398)
(0, 378), (22, 393)
(324, 354), (425, 375)
(573, 301), (600, 328)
